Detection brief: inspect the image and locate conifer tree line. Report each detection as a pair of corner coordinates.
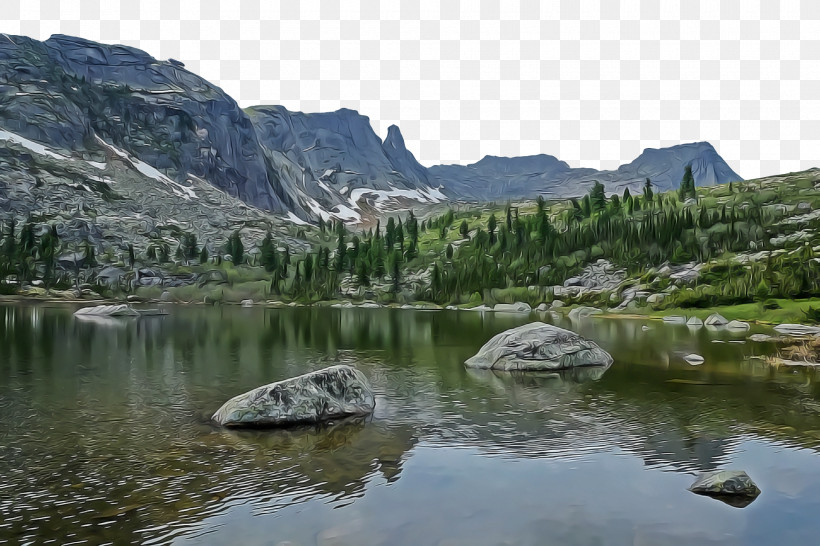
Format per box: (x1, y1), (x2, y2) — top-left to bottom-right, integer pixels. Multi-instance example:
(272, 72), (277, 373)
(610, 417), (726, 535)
(2, 164), (818, 308)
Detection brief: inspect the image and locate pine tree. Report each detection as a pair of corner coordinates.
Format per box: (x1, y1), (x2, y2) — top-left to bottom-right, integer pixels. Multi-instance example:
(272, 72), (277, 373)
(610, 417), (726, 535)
(390, 249), (402, 294)
(643, 178), (654, 203)
(678, 164), (696, 201)
(446, 243), (454, 260)
(356, 259), (370, 288)
(385, 217), (396, 250)
(335, 225), (346, 271)
(260, 232), (278, 272)
(488, 213), (497, 244)
(430, 262), (442, 300)
(182, 233), (198, 262)
(199, 246), (209, 264)
(396, 221), (405, 251)
(373, 251), (386, 279)
(227, 231), (244, 265)
(590, 181), (606, 213)
(303, 253), (314, 283)
(459, 220), (469, 239)
(407, 210), (418, 245)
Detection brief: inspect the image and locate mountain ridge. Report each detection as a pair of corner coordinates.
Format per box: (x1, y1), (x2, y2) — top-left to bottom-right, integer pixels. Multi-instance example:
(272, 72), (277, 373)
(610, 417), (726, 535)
(0, 33), (743, 224)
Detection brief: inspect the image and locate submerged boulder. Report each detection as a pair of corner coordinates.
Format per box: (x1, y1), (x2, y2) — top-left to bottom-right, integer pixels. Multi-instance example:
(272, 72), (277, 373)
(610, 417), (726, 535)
(688, 470), (761, 507)
(212, 365), (375, 428)
(465, 322), (613, 372)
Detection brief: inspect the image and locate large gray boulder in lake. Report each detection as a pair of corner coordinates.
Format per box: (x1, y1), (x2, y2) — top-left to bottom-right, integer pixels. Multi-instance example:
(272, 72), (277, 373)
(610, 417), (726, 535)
(465, 322), (613, 372)
(212, 365), (375, 428)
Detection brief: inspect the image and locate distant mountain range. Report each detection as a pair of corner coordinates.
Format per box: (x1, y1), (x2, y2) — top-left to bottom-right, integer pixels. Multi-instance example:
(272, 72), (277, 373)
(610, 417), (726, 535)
(0, 33), (743, 224)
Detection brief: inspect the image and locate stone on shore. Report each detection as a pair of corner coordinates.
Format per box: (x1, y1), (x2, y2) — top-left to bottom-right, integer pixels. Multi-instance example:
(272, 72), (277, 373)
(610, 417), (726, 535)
(663, 315), (686, 324)
(212, 365), (375, 428)
(465, 322), (613, 372)
(686, 316), (704, 326)
(774, 324), (820, 336)
(705, 313), (729, 326)
(568, 306), (603, 321)
(74, 304), (139, 317)
(493, 302), (532, 313)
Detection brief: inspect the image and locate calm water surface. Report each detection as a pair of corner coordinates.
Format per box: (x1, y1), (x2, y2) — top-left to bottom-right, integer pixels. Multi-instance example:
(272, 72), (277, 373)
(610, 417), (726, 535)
(2, 304), (820, 545)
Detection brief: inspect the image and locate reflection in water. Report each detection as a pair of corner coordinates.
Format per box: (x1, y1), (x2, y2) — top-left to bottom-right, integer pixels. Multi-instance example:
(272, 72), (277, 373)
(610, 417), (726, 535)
(0, 304), (820, 544)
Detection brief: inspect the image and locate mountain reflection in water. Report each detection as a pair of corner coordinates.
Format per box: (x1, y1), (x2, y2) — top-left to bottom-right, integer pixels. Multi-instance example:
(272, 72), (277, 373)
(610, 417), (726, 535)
(1, 304), (819, 545)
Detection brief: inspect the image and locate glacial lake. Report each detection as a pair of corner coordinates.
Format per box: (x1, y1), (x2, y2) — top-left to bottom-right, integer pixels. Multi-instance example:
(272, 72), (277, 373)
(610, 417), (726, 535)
(2, 304), (820, 545)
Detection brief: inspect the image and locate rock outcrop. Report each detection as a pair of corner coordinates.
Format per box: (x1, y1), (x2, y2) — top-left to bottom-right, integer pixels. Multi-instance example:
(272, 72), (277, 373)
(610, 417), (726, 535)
(212, 365), (376, 428)
(465, 322), (613, 372)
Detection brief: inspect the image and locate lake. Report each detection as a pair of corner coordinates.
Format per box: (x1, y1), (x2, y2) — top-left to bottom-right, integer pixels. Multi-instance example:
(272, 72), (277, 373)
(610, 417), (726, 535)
(1, 303), (820, 545)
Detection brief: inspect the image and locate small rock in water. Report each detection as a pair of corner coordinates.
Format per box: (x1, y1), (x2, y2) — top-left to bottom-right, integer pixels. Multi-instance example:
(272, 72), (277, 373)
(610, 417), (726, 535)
(240, 299), (254, 307)
(641, 325), (651, 332)
(749, 333), (774, 342)
(683, 353), (705, 365)
(688, 470), (761, 508)
(686, 316), (704, 327)
(727, 320), (750, 331)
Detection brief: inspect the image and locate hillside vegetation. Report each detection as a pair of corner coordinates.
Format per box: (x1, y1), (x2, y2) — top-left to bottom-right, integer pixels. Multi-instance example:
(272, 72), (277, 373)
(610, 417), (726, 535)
(3, 167), (820, 323)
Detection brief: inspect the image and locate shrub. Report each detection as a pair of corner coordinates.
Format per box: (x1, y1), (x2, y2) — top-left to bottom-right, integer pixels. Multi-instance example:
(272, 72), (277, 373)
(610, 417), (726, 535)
(803, 306), (820, 324)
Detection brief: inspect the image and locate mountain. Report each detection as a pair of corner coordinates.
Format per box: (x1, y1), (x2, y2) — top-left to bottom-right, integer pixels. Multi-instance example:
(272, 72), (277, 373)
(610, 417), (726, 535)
(428, 142), (742, 201)
(0, 33), (743, 233)
(0, 34), (295, 214)
(246, 106), (445, 223)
